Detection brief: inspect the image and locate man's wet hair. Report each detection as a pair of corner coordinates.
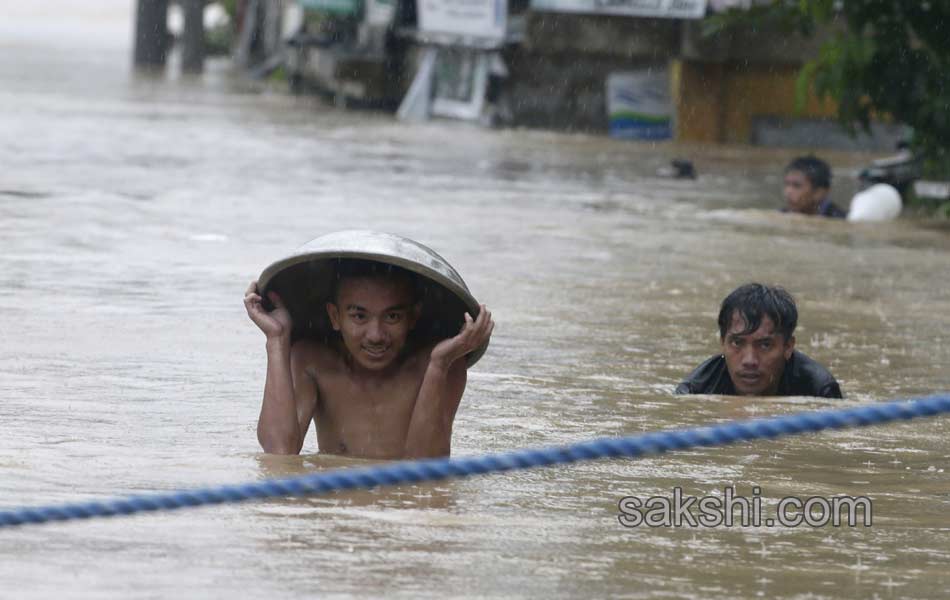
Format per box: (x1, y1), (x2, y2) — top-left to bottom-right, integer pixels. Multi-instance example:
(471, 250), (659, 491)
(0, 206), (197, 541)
(718, 283), (798, 341)
(786, 156), (832, 190)
(329, 258), (420, 304)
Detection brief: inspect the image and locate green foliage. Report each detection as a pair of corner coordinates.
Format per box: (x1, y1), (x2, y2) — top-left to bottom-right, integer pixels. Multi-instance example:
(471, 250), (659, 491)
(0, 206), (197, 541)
(268, 65), (288, 83)
(205, 24), (234, 56)
(710, 1), (950, 174)
(218, 0), (239, 21)
(205, 1), (237, 55)
(702, 2), (818, 37)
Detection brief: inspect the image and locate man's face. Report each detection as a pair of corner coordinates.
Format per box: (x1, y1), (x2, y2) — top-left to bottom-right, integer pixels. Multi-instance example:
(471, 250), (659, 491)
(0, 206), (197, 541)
(326, 277), (418, 372)
(783, 169), (825, 214)
(721, 311), (795, 396)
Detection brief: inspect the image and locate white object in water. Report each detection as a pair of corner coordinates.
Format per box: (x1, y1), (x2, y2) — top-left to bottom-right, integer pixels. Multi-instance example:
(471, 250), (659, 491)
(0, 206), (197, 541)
(847, 183), (902, 222)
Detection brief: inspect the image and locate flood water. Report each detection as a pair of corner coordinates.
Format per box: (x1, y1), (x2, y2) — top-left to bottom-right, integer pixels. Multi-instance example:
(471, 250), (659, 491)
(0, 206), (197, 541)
(2, 3), (950, 598)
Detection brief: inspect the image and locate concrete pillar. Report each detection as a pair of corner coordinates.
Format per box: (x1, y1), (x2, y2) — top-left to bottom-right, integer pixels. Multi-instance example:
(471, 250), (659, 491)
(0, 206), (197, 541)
(234, 0), (260, 68)
(182, 0), (206, 73)
(134, 0), (170, 68)
(262, 0), (283, 59)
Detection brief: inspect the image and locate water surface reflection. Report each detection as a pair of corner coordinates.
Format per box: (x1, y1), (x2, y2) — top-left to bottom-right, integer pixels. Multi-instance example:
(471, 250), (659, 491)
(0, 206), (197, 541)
(1, 10), (949, 599)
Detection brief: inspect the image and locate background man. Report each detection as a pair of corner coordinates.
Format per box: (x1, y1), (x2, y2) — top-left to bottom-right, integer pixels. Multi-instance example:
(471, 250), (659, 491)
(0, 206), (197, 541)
(782, 156), (847, 218)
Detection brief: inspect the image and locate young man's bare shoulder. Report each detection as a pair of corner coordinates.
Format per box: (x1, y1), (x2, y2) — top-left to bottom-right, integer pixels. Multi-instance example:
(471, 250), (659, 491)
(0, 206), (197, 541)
(404, 341), (466, 379)
(405, 341), (439, 370)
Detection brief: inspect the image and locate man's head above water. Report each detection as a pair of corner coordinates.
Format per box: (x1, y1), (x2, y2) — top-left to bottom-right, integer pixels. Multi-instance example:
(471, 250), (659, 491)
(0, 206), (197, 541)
(676, 283), (840, 398)
(325, 259), (422, 372)
(784, 155), (832, 215)
(717, 283), (797, 396)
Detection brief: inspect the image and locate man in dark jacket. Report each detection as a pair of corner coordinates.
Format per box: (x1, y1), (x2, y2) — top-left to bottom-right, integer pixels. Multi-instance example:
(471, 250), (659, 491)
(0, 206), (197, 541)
(676, 283), (842, 398)
(782, 156), (847, 218)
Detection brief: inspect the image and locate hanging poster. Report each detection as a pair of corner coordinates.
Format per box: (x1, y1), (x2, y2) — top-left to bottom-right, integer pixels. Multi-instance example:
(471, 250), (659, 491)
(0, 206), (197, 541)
(365, 0), (397, 26)
(417, 0), (508, 42)
(531, 0), (706, 19)
(298, 0), (362, 16)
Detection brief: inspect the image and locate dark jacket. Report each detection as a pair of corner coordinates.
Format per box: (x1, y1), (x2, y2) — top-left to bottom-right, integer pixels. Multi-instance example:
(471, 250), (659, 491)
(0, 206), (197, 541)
(780, 199), (847, 218)
(675, 350), (843, 398)
(816, 198), (847, 218)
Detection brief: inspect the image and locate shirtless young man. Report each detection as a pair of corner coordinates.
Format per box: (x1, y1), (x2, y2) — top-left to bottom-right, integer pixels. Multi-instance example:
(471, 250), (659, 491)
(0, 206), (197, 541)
(244, 260), (493, 459)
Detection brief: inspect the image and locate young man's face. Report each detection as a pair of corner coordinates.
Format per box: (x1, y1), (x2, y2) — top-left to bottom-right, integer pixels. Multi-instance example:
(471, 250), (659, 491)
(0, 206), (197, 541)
(326, 276), (418, 372)
(783, 169), (826, 214)
(721, 311), (795, 396)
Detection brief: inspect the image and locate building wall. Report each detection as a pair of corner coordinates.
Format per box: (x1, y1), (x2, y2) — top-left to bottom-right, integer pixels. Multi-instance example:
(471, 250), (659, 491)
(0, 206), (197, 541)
(674, 60), (838, 144)
(503, 13), (679, 131)
(507, 13), (844, 144)
(524, 13), (680, 57)
(504, 52), (666, 131)
(292, 5), (900, 150)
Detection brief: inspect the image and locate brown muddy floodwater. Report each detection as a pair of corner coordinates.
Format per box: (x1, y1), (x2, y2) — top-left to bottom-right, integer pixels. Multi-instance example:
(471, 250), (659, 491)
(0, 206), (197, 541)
(2, 5), (950, 599)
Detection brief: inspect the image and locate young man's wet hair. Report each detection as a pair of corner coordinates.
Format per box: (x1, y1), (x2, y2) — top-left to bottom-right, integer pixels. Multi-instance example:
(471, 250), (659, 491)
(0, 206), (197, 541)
(786, 156), (831, 190)
(330, 258), (421, 304)
(717, 283), (798, 342)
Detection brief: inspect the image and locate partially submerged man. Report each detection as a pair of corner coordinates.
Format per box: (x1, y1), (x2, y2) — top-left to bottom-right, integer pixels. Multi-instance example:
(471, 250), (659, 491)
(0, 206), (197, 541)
(245, 259), (494, 459)
(782, 156), (847, 218)
(676, 283), (842, 398)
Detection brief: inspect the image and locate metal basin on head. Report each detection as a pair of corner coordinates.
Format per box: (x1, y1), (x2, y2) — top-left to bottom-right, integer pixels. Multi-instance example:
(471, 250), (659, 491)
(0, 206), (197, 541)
(257, 230), (487, 366)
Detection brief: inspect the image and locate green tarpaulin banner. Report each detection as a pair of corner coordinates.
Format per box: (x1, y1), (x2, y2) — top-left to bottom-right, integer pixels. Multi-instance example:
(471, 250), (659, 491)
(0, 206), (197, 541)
(298, 0), (362, 16)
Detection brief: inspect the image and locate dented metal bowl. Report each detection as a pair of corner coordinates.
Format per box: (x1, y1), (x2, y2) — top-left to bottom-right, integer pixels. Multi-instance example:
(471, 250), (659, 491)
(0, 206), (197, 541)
(257, 230), (487, 366)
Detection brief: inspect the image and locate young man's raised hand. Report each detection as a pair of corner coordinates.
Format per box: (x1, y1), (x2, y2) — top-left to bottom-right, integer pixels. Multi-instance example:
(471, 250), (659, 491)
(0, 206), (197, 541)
(244, 280), (293, 342)
(430, 304), (494, 369)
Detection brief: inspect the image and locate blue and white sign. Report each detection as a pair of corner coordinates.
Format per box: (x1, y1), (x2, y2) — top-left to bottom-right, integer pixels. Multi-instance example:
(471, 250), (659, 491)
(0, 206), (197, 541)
(606, 69), (673, 140)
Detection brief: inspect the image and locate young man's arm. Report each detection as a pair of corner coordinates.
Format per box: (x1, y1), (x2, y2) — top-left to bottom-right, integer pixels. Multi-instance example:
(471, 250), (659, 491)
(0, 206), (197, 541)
(404, 306), (493, 458)
(256, 339), (318, 454)
(404, 359), (467, 458)
(244, 281), (317, 454)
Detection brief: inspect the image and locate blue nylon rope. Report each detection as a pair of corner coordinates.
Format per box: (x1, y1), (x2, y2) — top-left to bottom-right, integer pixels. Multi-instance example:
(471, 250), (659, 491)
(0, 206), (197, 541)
(2, 393), (948, 529)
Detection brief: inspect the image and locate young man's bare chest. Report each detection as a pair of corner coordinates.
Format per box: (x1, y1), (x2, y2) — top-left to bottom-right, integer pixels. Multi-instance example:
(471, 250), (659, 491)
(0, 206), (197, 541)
(307, 347), (427, 457)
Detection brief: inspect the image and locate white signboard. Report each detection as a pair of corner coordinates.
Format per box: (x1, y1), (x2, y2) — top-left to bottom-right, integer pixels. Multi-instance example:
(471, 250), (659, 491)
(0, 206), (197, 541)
(366, 0), (397, 26)
(531, 0), (706, 19)
(417, 0), (508, 41)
